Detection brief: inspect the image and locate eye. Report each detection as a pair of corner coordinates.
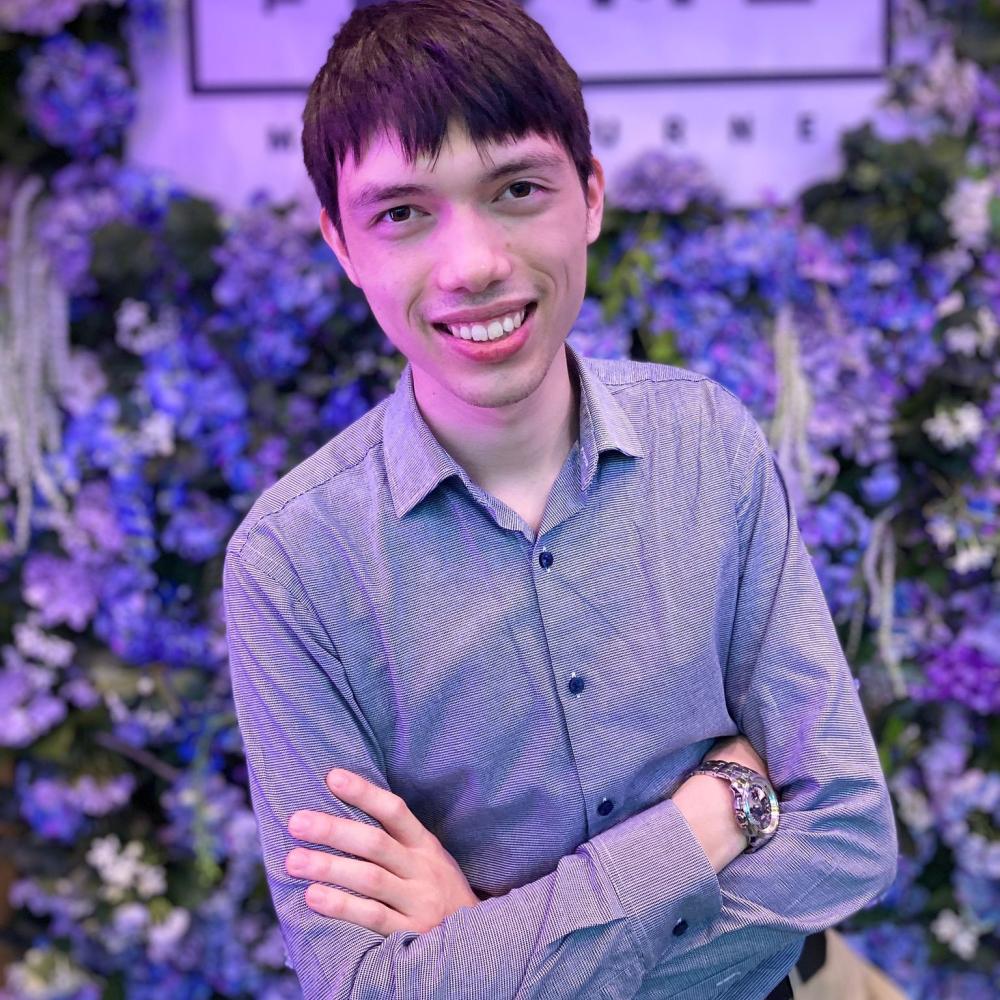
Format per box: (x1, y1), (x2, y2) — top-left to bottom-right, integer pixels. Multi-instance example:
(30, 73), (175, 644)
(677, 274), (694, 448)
(375, 205), (418, 226)
(502, 181), (542, 201)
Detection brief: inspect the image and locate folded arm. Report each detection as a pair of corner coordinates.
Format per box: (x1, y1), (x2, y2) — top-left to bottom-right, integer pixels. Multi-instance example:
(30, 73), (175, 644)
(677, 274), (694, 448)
(224, 547), (729, 1000)
(629, 399), (900, 996)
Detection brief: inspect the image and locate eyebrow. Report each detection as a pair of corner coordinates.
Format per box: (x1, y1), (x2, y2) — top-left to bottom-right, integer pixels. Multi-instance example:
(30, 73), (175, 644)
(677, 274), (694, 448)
(348, 151), (567, 213)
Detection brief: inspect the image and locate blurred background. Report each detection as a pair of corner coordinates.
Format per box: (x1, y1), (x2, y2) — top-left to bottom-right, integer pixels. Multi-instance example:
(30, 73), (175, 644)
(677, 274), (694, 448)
(0, 1), (998, 997)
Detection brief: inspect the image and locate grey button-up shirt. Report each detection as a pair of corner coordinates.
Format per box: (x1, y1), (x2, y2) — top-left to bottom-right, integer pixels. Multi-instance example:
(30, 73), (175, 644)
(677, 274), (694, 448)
(223, 344), (898, 1000)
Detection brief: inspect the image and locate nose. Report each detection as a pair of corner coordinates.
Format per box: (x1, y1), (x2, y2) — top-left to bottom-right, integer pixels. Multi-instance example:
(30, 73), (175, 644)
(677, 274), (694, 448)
(433, 207), (513, 294)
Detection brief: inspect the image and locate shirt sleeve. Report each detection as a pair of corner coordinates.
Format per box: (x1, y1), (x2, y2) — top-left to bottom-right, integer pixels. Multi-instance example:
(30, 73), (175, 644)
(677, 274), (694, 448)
(223, 545), (722, 1000)
(628, 397), (900, 996)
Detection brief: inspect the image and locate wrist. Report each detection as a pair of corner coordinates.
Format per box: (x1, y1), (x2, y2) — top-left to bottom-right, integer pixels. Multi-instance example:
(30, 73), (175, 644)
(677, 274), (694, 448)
(671, 773), (749, 874)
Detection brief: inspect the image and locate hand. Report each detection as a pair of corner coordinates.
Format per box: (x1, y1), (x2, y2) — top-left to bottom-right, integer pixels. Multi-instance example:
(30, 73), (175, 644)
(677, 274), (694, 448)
(672, 733), (772, 873)
(703, 733), (770, 782)
(286, 769), (480, 935)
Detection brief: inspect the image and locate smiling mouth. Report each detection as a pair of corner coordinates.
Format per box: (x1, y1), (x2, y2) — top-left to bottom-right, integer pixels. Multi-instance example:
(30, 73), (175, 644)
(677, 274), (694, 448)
(432, 301), (537, 343)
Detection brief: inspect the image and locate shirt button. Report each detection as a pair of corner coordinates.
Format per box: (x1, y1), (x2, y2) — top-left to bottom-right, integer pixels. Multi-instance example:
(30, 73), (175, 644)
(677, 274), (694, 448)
(597, 798), (614, 816)
(673, 918), (688, 937)
(568, 675), (586, 694)
(538, 550), (554, 570)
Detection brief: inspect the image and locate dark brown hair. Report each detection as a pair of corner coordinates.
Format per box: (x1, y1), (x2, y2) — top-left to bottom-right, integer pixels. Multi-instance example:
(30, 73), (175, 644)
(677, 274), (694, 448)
(301, 0), (593, 242)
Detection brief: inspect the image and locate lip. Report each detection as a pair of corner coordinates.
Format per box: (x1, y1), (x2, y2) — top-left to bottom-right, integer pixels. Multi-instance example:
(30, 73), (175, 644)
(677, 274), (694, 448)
(431, 300), (534, 326)
(435, 302), (537, 362)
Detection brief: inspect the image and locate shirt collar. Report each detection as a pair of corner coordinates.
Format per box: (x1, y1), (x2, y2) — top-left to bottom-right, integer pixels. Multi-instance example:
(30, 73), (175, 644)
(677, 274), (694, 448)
(383, 342), (645, 519)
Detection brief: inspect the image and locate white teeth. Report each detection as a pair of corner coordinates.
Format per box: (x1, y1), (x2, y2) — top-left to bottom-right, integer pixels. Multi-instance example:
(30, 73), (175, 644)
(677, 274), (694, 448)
(445, 306), (529, 341)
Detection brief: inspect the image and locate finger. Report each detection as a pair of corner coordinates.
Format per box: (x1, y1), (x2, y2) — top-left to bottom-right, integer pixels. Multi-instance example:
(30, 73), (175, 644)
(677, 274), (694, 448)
(286, 847), (409, 911)
(326, 769), (432, 849)
(304, 882), (409, 935)
(288, 810), (409, 875)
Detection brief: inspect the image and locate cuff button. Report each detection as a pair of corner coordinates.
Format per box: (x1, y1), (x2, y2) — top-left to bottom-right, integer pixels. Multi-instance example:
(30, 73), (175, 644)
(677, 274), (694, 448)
(672, 918), (688, 937)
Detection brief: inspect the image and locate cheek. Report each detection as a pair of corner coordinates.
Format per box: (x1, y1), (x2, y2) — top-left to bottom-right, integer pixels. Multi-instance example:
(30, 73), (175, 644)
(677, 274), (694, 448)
(356, 255), (420, 326)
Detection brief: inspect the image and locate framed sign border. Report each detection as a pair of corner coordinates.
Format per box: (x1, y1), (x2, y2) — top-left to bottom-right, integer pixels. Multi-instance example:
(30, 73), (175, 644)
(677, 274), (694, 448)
(186, 0), (894, 95)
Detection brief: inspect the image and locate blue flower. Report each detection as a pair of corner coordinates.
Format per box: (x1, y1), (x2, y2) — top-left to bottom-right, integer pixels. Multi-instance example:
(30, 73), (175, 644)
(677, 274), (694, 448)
(19, 35), (135, 156)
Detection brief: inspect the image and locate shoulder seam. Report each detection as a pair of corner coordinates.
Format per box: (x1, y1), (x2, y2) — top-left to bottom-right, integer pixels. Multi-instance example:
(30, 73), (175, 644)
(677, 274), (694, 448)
(595, 366), (713, 390)
(226, 547), (308, 607)
(229, 436), (384, 559)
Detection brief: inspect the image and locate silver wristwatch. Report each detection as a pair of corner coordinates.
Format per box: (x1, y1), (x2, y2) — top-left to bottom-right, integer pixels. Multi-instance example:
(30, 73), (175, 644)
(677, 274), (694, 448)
(687, 760), (780, 852)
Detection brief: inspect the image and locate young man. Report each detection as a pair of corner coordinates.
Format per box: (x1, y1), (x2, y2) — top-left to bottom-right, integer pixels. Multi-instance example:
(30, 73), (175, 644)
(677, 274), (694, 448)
(222, 2), (898, 998)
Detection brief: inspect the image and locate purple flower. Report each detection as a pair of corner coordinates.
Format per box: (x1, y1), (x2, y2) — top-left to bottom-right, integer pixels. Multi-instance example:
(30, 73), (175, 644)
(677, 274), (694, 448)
(973, 71), (1000, 167)
(319, 380), (370, 433)
(0, 0), (89, 35)
(860, 463), (901, 506)
(209, 191), (340, 381)
(161, 491), (236, 563)
(839, 923), (930, 998)
(16, 766), (136, 842)
(0, 647), (68, 748)
(608, 149), (722, 214)
(914, 630), (1000, 715)
(937, 767), (1000, 877)
(19, 35), (135, 156)
(59, 350), (109, 418)
(21, 551), (100, 631)
(568, 298), (632, 359)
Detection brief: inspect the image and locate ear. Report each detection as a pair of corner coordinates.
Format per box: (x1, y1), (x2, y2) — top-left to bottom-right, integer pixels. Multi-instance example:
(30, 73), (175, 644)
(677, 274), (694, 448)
(584, 156), (606, 246)
(319, 207), (361, 288)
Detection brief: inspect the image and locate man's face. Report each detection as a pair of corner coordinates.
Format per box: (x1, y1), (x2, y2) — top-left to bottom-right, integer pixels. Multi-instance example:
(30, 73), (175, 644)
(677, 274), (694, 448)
(320, 119), (605, 413)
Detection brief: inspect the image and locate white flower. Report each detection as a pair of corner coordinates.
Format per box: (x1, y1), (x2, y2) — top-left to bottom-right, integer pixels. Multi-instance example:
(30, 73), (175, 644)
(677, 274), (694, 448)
(4, 947), (95, 998)
(13, 620), (75, 667)
(115, 298), (150, 335)
(889, 775), (934, 834)
(115, 300), (179, 355)
(135, 861), (167, 899)
(923, 512), (954, 550)
(944, 308), (1000, 357)
(147, 907), (191, 963)
(976, 307), (999, 353)
(932, 247), (975, 285)
(931, 908), (987, 960)
(950, 542), (996, 575)
(136, 411), (175, 457)
(944, 324), (980, 356)
(943, 177), (996, 250)
(86, 834), (166, 902)
(86, 834), (122, 872)
(911, 44), (981, 131)
(923, 403), (985, 450)
(935, 290), (965, 318)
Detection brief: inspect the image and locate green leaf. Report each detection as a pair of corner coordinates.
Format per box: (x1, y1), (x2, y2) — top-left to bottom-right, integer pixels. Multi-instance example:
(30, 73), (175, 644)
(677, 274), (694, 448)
(989, 197), (1000, 241)
(30, 718), (77, 762)
(163, 197), (223, 284)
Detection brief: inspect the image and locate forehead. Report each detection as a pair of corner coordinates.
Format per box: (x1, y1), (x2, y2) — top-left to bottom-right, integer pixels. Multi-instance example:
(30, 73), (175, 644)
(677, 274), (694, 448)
(339, 122), (570, 192)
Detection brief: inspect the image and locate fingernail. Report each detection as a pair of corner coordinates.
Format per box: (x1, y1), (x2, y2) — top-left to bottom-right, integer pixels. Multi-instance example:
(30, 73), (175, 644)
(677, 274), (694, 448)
(327, 770), (345, 791)
(289, 813), (312, 837)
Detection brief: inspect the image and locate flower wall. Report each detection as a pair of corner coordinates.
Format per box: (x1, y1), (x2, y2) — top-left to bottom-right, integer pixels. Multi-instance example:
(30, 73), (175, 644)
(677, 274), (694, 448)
(0, 1), (998, 997)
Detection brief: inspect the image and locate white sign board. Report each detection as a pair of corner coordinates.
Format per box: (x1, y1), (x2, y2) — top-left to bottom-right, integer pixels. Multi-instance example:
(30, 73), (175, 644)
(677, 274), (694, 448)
(127, 0), (891, 216)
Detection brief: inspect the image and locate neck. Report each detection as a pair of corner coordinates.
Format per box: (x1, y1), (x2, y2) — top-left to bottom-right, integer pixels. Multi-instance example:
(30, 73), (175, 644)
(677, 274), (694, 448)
(411, 347), (580, 493)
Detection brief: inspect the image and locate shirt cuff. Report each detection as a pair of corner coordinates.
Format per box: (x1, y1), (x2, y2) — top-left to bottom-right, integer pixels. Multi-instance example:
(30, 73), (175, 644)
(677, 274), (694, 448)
(586, 797), (723, 971)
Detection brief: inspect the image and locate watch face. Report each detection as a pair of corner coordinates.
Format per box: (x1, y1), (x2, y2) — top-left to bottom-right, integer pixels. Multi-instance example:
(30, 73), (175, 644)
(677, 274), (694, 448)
(746, 779), (780, 836)
(748, 784), (773, 823)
